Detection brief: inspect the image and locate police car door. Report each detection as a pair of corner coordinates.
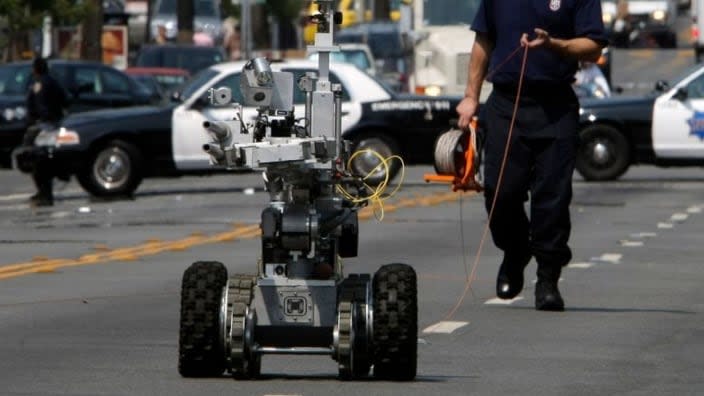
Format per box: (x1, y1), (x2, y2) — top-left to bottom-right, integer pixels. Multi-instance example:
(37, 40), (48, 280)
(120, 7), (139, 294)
(652, 67), (704, 159)
(172, 71), (256, 170)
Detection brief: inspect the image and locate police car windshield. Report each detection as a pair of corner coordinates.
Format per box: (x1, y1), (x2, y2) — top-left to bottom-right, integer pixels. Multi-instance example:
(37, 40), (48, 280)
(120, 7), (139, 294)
(178, 68), (218, 101)
(423, 0), (481, 26)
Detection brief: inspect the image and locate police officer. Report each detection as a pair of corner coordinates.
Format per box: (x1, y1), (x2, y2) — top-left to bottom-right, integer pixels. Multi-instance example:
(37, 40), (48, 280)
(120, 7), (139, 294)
(457, 1), (607, 311)
(24, 57), (67, 206)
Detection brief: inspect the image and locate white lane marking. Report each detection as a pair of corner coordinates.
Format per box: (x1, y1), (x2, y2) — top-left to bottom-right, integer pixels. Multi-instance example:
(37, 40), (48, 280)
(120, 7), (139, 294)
(630, 232), (657, 239)
(567, 262), (593, 269)
(619, 240), (644, 247)
(422, 321), (469, 334)
(591, 253), (622, 264)
(484, 296), (524, 305)
(50, 211), (70, 219)
(0, 204), (28, 211)
(658, 222), (674, 229)
(0, 193), (31, 202)
(671, 213), (689, 222)
(687, 206), (702, 214)
(418, 338), (428, 345)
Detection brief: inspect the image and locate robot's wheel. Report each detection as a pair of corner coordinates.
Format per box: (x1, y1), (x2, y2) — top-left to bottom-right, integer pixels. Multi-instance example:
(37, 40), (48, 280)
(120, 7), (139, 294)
(336, 274), (372, 380)
(178, 261), (228, 377)
(372, 263), (418, 381)
(224, 274), (260, 379)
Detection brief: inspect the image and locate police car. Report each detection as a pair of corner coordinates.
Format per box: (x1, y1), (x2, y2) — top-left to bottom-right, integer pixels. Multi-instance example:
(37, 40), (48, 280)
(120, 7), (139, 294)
(577, 63), (704, 181)
(17, 60), (460, 197)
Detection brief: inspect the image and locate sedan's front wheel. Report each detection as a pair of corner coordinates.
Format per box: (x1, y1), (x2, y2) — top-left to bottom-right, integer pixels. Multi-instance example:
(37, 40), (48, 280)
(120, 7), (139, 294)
(77, 140), (143, 198)
(576, 125), (630, 181)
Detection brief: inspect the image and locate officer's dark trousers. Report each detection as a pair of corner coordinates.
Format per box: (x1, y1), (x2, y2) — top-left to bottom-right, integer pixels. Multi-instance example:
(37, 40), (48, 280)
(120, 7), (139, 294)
(22, 124), (53, 200)
(482, 84), (579, 280)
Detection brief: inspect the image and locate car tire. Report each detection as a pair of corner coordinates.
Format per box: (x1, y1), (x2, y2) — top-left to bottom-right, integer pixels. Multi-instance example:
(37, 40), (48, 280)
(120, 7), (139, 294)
(576, 124), (630, 181)
(349, 133), (401, 186)
(77, 140), (144, 198)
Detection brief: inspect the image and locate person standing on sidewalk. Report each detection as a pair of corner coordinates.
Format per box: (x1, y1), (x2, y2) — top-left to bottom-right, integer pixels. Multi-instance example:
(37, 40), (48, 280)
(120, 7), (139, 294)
(456, 0), (607, 311)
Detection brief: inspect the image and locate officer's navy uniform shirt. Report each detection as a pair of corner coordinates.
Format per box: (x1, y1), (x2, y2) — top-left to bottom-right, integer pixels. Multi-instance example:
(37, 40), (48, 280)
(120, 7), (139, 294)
(472, 0), (608, 87)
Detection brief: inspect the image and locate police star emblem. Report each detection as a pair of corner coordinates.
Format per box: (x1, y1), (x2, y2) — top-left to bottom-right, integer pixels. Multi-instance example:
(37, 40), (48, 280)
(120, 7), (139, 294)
(687, 111), (704, 140)
(549, 0), (561, 11)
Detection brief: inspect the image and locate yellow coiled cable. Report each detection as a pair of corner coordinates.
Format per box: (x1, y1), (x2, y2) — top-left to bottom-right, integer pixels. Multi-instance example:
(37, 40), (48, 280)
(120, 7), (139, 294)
(336, 149), (406, 221)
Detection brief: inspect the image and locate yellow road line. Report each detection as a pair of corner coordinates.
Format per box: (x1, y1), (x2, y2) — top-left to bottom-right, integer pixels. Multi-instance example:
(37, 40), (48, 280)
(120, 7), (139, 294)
(0, 190), (477, 280)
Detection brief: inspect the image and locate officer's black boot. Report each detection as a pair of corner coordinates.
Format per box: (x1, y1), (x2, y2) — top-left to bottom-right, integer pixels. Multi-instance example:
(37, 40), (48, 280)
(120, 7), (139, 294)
(30, 172), (53, 207)
(535, 265), (564, 311)
(496, 250), (532, 299)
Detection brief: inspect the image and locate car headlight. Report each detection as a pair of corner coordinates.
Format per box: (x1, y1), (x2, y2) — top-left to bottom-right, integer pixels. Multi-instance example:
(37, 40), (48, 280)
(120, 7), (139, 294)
(34, 127), (80, 147)
(2, 106), (27, 121)
(652, 9), (667, 22)
(603, 12), (614, 25)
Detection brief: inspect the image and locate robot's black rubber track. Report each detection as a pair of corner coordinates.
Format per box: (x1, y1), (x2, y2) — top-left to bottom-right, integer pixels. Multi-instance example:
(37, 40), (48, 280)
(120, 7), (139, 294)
(178, 261), (228, 377)
(372, 263), (418, 381)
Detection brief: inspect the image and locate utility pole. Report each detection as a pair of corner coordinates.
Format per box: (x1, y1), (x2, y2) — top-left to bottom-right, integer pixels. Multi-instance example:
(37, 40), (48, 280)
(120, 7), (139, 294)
(177, 0), (194, 44)
(82, 0), (103, 61)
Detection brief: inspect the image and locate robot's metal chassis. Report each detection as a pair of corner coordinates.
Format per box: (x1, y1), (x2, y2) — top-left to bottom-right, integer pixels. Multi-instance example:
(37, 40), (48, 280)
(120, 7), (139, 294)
(177, 1), (416, 380)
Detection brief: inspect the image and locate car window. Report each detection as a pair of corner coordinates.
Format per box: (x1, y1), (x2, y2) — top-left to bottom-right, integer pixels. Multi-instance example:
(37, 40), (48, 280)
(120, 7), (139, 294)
(180, 68), (218, 100)
(0, 65), (31, 95)
(686, 72), (704, 99)
(282, 68), (350, 104)
(201, 73), (244, 106)
(102, 69), (131, 94)
(75, 67), (102, 94)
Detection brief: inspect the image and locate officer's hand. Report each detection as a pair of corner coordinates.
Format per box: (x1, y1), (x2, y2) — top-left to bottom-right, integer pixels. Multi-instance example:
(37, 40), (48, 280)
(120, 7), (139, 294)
(521, 28), (550, 48)
(456, 97), (478, 131)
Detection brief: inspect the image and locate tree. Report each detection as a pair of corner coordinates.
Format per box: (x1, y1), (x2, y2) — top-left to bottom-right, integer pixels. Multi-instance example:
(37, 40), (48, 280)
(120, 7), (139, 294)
(0, 0), (89, 60)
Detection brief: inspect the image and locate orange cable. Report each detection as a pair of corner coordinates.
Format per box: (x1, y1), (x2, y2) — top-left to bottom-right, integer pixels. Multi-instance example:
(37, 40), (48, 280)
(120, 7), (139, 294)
(444, 45), (529, 320)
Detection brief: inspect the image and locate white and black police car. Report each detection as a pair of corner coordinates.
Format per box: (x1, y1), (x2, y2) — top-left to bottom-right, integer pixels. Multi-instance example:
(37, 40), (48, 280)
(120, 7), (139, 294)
(15, 60), (461, 198)
(577, 63), (704, 181)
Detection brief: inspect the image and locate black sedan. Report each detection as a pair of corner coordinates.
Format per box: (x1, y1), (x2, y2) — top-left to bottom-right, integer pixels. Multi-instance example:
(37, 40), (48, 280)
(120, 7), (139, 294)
(0, 60), (155, 167)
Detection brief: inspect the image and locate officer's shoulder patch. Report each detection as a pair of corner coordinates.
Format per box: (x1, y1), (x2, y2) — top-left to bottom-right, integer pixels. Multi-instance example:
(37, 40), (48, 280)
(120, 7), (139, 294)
(32, 82), (42, 93)
(549, 0), (561, 11)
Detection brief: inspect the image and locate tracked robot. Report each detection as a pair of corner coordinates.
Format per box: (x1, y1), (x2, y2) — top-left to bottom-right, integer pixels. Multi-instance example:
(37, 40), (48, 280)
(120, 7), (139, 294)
(177, 0), (417, 380)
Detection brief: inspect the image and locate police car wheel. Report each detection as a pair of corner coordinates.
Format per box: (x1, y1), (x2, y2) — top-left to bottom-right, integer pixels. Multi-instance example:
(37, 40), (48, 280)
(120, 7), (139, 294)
(576, 125), (630, 181)
(350, 133), (401, 186)
(77, 140), (144, 198)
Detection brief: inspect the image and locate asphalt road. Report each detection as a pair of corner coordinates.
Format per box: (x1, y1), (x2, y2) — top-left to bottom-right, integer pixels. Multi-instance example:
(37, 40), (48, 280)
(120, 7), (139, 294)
(0, 165), (703, 395)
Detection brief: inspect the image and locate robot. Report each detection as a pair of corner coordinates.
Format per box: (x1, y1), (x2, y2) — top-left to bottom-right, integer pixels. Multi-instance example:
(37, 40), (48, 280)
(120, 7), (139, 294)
(177, 0), (417, 380)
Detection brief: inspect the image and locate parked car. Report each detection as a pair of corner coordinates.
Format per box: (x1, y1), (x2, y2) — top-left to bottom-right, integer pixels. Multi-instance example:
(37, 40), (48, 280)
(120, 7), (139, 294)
(336, 21), (413, 92)
(577, 63), (704, 181)
(134, 44), (225, 75)
(125, 67), (190, 95)
(0, 59), (154, 168)
(15, 60), (462, 197)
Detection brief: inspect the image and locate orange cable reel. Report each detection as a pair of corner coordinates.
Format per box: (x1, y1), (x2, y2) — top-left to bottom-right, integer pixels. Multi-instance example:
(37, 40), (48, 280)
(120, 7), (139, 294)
(424, 117), (484, 192)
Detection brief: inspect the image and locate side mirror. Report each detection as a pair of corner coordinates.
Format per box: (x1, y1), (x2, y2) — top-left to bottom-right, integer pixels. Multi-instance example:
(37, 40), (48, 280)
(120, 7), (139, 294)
(191, 95), (210, 110)
(654, 80), (670, 92)
(673, 87), (688, 101)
